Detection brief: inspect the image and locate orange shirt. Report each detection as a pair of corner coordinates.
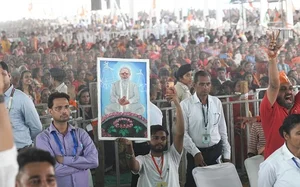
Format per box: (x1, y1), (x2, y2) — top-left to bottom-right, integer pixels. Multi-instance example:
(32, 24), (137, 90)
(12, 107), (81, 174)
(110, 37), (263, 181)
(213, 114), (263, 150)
(260, 92), (300, 158)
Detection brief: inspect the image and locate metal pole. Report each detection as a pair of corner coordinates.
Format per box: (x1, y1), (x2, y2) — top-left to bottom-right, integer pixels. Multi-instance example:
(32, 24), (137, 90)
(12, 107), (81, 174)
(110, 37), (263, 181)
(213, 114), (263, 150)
(165, 108), (171, 148)
(114, 141), (121, 187)
(229, 103), (236, 166)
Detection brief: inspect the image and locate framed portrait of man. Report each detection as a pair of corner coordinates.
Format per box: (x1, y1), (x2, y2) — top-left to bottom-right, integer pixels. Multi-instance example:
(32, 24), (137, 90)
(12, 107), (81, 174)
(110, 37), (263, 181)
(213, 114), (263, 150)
(97, 58), (150, 140)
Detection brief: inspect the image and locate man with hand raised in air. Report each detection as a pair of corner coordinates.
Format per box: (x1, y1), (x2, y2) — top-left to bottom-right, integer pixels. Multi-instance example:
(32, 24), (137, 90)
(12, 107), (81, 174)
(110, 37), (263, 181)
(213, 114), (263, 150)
(118, 87), (184, 187)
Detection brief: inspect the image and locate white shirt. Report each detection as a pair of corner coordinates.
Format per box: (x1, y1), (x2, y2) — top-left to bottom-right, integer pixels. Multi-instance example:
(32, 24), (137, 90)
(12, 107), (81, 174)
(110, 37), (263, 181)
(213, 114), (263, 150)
(135, 102), (163, 143)
(258, 143), (300, 187)
(174, 82), (191, 103)
(134, 145), (182, 187)
(55, 82), (68, 94)
(181, 94), (231, 158)
(149, 102), (163, 126)
(0, 145), (18, 187)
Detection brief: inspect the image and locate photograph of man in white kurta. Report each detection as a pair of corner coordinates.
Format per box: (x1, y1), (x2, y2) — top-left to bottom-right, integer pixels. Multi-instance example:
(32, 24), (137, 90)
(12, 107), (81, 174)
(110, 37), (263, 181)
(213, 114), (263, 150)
(105, 67), (145, 115)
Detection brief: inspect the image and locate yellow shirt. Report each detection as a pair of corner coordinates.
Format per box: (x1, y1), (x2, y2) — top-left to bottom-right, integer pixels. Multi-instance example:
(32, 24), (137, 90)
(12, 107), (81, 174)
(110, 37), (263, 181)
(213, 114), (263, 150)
(1, 39), (10, 53)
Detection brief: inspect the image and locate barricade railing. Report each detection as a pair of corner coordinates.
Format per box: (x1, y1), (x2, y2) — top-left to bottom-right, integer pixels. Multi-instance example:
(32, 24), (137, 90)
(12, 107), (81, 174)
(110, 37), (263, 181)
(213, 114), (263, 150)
(153, 93), (263, 171)
(35, 89), (271, 187)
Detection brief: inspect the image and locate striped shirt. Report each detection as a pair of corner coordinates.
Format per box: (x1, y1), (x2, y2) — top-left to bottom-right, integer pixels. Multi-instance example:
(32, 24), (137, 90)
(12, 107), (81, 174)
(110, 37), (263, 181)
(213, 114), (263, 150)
(248, 122), (266, 155)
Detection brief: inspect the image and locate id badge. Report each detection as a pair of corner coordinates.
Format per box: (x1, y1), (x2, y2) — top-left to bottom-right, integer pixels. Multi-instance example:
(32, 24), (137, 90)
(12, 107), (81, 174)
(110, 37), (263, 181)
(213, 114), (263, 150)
(156, 182), (168, 187)
(202, 134), (211, 144)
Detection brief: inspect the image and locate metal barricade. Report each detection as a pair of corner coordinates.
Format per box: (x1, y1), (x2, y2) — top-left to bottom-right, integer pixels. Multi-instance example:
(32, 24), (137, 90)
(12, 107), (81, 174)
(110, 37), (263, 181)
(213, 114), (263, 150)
(35, 87), (271, 187)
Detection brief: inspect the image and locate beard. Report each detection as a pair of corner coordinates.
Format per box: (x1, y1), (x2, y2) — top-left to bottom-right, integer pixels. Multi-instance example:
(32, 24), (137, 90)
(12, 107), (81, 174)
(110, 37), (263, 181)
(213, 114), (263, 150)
(54, 115), (70, 123)
(150, 143), (168, 153)
(277, 94), (294, 109)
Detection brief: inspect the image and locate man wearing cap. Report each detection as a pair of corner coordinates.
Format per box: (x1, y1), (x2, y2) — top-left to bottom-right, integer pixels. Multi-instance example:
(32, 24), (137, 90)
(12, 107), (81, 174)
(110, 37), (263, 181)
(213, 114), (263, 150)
(174, 64), (193, 103)
(260, 31), (300, 158)
(50, 68), (68, 94)
(0, 61), (42, 151)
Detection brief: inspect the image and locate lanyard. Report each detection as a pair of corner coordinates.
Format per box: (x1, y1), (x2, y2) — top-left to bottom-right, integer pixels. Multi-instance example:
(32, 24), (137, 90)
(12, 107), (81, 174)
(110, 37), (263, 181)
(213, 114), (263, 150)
(292, 158), (300, 169)
(7, 88), (15, 112)
(151, 155), (164, 179)
(51, 130), (78, 156)
(202, 102), (209, 128)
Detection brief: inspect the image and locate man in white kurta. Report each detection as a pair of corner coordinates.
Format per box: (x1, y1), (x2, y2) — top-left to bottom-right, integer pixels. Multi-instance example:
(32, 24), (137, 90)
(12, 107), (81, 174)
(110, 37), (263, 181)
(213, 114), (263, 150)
(105, 67), (145, 115)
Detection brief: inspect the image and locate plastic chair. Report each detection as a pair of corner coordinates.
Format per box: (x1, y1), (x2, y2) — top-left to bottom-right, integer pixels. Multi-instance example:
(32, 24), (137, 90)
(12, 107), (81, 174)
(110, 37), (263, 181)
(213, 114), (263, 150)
(192, 163), (243, 187)
(244, 155), (264, 187)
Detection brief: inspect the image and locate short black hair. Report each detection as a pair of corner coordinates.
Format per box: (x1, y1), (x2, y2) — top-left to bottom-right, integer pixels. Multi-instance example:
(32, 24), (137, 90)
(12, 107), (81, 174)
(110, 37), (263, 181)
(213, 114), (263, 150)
(151, 125), (169, 136)
(217, 67), (226, 72)
(77, 88), (89, 103)
(279, 114), (300, 138)
(158, 68), (170, 77)
(259, 76), (269, 83)
(78, 85), (88, 93)
(50, 68), (66, 82)
(0, 61), (9, 73)
(48, 92), (70, 108)
(17, 148), (56, 172)
(193, 70), (211, 83)
(32, 67), (41, 79)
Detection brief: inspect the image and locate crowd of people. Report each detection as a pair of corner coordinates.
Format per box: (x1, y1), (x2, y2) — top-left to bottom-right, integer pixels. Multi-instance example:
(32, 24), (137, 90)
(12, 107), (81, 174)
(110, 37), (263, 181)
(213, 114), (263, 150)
(1, 10), (300, 186)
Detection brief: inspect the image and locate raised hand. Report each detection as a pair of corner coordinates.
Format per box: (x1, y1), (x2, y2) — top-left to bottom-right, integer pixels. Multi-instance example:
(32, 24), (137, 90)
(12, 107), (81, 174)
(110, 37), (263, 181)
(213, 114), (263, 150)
(237, 116), (257, 129)
(117, 137), (132, 146)
(267, 30), (283, 59)
(165, 87), (179, 104)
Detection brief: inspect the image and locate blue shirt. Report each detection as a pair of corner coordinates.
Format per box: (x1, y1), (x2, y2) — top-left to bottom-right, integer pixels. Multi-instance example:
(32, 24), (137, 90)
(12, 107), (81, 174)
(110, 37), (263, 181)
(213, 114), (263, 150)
(277, 63), (290, 74)
(4, 85), (42, 149)
(36, 123), (99, 187)
(245, 55), (256, 64)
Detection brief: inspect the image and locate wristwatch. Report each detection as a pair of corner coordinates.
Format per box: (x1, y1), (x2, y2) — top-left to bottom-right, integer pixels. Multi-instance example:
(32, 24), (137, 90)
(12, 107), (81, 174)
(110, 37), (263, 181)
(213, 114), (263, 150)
(0, 94), (4, 103)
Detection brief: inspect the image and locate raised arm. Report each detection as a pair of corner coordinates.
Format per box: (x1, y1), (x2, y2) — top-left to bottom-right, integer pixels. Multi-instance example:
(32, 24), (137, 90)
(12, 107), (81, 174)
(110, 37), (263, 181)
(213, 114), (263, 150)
(266, 30), (282, 106)
(118, 138), (140, 173)
(166, 87), (184, 154)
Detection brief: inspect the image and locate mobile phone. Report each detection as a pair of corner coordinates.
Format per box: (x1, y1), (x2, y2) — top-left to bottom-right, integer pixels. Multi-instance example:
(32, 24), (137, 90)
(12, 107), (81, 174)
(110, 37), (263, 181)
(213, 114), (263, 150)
(167, 81), (174, 88)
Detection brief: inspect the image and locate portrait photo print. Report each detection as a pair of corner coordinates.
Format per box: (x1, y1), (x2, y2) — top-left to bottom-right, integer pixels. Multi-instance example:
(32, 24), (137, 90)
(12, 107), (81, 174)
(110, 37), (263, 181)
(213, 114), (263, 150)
(97, 58), (150, 141)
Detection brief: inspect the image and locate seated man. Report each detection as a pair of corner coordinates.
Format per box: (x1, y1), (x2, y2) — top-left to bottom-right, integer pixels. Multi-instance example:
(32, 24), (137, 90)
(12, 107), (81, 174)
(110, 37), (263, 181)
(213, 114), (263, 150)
(16, 148), (57, 187)
(105, 67), (145, 115)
